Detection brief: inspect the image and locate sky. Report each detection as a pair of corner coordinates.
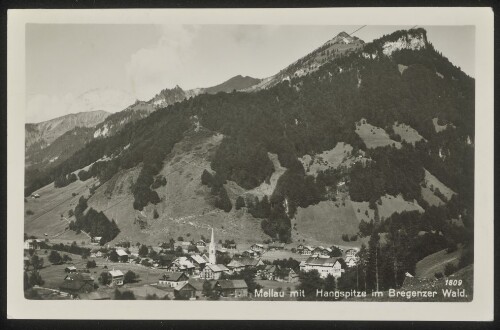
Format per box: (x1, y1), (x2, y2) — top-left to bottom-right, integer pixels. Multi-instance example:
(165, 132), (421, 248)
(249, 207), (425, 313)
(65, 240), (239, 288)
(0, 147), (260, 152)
(26, 24), (475, 123)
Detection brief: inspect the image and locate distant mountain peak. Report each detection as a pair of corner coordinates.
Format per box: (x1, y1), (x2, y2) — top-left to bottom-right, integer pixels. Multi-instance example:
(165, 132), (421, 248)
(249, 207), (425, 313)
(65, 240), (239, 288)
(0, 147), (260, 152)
(336, 31), (351, 38)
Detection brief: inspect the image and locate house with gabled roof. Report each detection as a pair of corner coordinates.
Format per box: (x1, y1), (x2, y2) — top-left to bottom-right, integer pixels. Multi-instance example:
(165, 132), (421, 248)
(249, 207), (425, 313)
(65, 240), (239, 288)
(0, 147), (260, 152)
(108, 269), (124, 286)
(190, 254), (208, 272)
(242, 249), (259, 258)
(116, 249), (129, 263)
(268, 242), (285, 251)
(300, 257), (344, 278)
(64, 265), (77, 273)
(158, 271), (189, 288)
(200, 264), (229, 280)
(250, 243), (266, 253)
(259, 264), (280, 280)
(59, 273), (95, 294)
(228, 256), (264, 272)
(286, 268), (299, 283)
(215, 279), (248, 298)
(174, 282), (199, 300)
(169, 257), (196, 275)
(299, 245), (314, 255)
(196, 240), (207, 249)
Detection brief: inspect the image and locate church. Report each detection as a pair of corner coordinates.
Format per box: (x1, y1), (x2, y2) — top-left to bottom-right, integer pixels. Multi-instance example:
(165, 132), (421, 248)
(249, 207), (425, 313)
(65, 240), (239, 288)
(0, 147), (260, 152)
(199, 228), (230, 280)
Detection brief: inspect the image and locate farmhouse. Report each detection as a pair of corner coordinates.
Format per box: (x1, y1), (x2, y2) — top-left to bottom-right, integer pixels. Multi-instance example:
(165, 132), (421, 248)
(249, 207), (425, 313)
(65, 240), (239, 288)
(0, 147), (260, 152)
(259, 265), (279, 280)
(345, 248), (358, 257)
(24, 239), (41, 250)
(186, 278), (215, 297)
(116, 249), (129, 263)
(226, 242), (237, 250)
(175, 282), (198, 300)
(64, 265), (77, 273)
(242, 250), (259, 258)
(300, 257), (344, 278)
(215, 279), (248, 298)
(108, 269), (124, 286)
(286, 268), (299, 283)
(59, 273), (95, 294)
(190, 254), (208, 272)
(31, 193), (40, 199)
(200, 264), (229, 280)
(158, 271), (189, 288)
(250, 244), (266, 253)
(298, 245), (314, 255)
(91, 237), (102, 245)
(169, 257), (196, 275)
(228, 256), (264, 272)
(268, 242), (285, 251)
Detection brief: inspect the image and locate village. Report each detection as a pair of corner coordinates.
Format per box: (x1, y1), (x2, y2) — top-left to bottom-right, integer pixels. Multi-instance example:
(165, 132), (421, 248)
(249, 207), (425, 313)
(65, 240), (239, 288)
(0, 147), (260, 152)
(23, 229), (360, 301)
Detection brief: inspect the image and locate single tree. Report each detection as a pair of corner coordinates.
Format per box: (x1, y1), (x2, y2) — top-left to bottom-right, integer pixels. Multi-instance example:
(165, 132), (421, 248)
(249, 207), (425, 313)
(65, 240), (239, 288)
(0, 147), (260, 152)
(48, 250), (62, 264)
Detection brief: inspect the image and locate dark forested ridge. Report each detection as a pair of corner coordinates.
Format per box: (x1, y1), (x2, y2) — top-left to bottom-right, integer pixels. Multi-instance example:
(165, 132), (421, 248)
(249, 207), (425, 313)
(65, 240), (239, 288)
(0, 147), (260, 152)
(25, 29), (474, 247)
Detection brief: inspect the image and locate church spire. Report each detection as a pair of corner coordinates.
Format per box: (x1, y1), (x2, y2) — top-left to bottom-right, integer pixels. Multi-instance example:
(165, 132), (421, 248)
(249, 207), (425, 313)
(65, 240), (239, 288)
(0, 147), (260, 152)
(209, 227), (216, 265)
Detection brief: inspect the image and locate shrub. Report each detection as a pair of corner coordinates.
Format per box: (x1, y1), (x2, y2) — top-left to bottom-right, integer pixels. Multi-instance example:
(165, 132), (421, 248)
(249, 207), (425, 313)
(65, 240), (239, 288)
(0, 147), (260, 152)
(86, 260), (97, 268)
(124, 270), (138, 284)
(48, 250), (62, 264)
(26, 210), (34, 215)
(235, 196), (246, 210)
(444, 263), (458, 276)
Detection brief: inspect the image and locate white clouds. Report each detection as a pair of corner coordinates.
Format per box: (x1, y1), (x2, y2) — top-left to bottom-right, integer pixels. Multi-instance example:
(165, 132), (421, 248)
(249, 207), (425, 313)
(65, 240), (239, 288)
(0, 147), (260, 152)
(125, 25), (200, 100)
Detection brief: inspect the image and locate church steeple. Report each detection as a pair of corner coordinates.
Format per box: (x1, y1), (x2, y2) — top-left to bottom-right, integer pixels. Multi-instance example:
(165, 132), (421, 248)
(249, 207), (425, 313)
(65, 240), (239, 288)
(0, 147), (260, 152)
(209, 228), (216, 265)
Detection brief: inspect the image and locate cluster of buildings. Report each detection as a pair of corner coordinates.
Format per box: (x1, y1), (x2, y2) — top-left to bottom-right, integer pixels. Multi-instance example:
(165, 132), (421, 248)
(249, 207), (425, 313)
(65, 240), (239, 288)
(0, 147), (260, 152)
(297, 244), (359, 268)
(26, 228), (362, 299)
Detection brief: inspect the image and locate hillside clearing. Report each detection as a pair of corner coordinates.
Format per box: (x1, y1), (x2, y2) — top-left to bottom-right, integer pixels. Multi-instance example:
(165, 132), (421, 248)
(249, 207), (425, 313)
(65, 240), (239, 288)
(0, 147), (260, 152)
(415, 247), (462, 278)
(355, 119), (401, 149)
(421, 186), (445, 206)
(25, 178), (99, 239)
(423, 169), (456, 201)
(393, 122), (425, 145)
(377, 194), (424, 220)
(85, 128), (268, 246)
(432, 117), (455, 133)
(299, 142), (355, 176)
(292, 199), (362, 247)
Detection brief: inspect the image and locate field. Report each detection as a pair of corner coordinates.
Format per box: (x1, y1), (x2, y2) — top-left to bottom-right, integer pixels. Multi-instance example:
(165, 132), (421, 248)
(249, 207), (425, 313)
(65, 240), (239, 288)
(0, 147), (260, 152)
(292, 199), (362, 247)
(33, 248), (169, 292)
(298, 142), (354, 177)
(393, 122), (425, 145)
(423, 169), (456, 201)
(377, 194), (424, 220)
(355, 119), (401, 149)
(260, 250), (310, 262)
(415, 247), (462, 278)
(421, 186), (444, 207)
(24, 177), (99, 239)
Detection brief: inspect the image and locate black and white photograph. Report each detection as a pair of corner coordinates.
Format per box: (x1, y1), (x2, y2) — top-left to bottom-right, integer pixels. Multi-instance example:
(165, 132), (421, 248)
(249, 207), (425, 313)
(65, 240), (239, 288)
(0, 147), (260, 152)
(7, 8), (494, 320)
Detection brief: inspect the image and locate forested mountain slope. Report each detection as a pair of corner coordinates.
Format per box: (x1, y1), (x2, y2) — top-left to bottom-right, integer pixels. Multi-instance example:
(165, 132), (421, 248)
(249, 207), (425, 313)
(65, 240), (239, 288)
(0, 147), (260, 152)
(25, 29), (474, 266)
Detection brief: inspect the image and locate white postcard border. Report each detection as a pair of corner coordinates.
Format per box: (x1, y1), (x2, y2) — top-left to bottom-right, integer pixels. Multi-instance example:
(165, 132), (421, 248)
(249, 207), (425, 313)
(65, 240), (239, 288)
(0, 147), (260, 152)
(7, 7), (494, 320)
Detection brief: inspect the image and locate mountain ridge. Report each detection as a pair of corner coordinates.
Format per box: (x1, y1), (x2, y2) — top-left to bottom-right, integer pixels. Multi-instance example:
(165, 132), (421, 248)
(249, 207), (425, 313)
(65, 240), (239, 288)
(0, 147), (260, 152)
(25, 28), (474, 252)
